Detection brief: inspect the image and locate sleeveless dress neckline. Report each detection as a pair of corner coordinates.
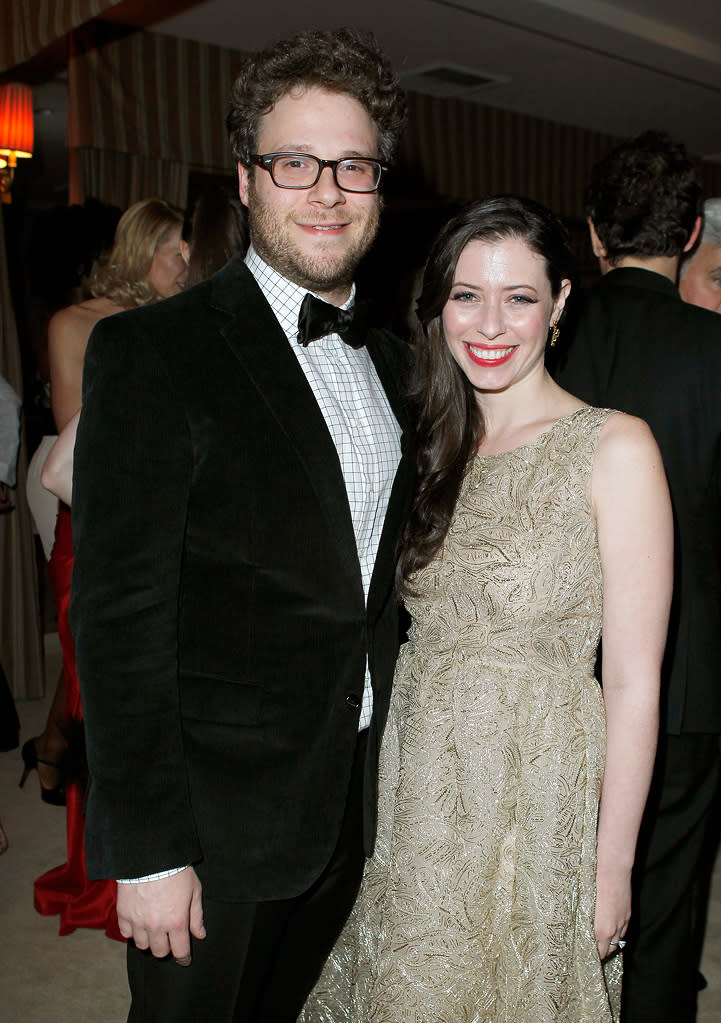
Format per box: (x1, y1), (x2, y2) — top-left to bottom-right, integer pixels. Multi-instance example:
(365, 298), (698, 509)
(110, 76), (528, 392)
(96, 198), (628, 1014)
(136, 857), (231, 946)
(475, 404), (593, 461)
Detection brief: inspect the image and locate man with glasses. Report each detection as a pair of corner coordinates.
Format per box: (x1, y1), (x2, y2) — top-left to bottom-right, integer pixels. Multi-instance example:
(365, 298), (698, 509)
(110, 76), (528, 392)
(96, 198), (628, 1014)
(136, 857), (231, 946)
(71, 27), (410, 1023)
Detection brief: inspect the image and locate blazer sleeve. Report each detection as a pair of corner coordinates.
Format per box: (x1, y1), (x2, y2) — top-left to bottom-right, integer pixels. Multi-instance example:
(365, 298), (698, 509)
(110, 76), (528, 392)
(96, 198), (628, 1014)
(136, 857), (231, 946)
(70, 314), (203, 880)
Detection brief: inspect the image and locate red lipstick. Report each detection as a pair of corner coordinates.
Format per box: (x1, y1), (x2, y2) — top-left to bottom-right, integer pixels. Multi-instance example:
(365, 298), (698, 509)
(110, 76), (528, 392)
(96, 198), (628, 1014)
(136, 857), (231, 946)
(464, 343), (516, 367)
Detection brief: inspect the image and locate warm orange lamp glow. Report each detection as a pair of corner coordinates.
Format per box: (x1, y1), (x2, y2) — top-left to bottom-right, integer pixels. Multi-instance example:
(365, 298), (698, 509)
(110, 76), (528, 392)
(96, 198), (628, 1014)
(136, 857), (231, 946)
(0, 82), (34, 203)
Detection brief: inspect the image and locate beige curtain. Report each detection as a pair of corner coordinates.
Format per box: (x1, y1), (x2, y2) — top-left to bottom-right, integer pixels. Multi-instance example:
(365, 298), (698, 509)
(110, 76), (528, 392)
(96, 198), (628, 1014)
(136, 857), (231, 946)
(76, 148), (188, 209)
(0, 210), (46, 700)
(400, 93), (621, 220)
(0, 0), (115, 73)
(67, 29), (244, 207)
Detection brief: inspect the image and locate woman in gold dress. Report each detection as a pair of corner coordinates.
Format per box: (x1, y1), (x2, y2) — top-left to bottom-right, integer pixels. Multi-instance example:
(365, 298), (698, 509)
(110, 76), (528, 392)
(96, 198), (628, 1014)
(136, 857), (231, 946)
(303, 196), (673, 1022)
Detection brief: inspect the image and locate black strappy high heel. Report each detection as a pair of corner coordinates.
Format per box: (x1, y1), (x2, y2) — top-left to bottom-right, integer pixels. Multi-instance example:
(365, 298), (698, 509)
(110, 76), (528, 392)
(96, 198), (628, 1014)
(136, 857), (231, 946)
(19, 738), (66, 806)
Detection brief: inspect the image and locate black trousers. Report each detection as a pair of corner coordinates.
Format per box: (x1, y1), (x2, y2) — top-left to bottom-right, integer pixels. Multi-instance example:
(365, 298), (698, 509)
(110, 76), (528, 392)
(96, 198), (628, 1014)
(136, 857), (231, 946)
(622, 732), (721, 1023)
(127, 730), (368, 1023)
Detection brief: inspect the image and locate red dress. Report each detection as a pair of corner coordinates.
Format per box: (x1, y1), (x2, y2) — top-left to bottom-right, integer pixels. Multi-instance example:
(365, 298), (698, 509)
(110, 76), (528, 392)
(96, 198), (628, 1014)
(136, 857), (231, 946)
(34, 505), (124, 942)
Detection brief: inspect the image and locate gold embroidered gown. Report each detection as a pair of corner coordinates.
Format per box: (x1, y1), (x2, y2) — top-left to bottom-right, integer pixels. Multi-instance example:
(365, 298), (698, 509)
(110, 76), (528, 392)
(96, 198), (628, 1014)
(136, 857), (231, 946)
(301, 406), (622, 1023)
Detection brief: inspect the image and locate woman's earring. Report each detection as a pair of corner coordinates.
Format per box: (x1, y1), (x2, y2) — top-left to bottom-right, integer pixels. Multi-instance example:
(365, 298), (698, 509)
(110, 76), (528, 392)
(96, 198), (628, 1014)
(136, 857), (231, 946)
(549, 322), (560, 347)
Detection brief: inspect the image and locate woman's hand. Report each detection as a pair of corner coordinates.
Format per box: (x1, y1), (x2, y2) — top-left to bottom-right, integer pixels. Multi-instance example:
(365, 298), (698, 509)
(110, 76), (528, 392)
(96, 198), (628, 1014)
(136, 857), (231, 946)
(594, 860), (631, 960)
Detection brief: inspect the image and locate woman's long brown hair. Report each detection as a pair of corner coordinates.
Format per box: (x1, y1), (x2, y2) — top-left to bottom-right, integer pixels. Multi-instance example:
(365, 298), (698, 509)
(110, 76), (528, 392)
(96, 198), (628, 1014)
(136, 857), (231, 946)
(396, 195), (574, 596)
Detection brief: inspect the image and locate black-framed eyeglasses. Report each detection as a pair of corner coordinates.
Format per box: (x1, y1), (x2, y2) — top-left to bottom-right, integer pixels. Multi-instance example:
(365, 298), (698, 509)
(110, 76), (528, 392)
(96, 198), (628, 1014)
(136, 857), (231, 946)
(249, 153), (386, 193)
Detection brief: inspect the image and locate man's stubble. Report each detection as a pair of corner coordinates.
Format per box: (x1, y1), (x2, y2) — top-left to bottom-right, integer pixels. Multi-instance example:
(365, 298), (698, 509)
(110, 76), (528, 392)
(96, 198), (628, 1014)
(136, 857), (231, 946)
(246, 177), (381, 297)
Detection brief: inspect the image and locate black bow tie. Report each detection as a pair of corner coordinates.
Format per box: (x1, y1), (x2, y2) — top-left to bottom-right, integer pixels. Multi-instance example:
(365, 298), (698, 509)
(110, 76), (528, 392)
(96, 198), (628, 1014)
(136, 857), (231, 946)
(297, 292), (368, 349)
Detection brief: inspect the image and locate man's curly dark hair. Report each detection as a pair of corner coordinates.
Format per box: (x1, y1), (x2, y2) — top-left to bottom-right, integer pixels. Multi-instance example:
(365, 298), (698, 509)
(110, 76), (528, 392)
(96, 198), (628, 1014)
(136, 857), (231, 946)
(586, 130), (701, 264)
(227, 27), (407, 169)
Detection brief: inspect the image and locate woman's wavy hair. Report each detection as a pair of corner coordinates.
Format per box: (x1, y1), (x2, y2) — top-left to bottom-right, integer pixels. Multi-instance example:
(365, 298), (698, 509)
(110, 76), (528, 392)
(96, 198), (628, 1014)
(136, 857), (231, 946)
(586, 130), (702, 264)
(227, 27), (407, 168)
(397, 195), (574, 594)
(91, 198), (184, 307)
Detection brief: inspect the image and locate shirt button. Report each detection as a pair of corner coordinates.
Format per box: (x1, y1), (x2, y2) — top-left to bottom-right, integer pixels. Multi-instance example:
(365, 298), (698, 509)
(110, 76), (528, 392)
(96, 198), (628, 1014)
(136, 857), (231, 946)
(346, 694), (361, 709)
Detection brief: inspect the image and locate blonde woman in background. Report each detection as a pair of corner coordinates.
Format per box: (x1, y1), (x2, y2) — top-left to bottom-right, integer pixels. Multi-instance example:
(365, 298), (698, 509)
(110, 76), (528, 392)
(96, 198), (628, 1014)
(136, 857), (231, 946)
(25, 197), (187, 941)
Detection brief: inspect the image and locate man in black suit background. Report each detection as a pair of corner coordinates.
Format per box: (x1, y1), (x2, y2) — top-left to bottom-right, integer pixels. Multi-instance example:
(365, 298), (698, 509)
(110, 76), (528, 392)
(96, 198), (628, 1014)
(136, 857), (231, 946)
(557, 130), (721, 1023)
(70, 28), (411, 1023)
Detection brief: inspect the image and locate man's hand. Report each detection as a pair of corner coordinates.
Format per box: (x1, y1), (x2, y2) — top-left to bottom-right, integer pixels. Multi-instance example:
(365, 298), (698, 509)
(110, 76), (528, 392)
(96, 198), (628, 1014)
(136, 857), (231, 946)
(117, 867), (206, 965)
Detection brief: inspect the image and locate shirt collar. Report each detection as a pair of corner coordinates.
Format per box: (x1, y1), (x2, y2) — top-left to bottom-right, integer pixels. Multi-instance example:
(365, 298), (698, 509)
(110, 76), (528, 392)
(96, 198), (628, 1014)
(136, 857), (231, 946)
(244, 245), (356, 343)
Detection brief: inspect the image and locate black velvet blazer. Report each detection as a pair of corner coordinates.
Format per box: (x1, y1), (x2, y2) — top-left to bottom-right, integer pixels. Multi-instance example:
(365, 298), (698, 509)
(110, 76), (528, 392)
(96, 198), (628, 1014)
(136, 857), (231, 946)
(70, 256), (414, 900)
(556, 267), (721, 735)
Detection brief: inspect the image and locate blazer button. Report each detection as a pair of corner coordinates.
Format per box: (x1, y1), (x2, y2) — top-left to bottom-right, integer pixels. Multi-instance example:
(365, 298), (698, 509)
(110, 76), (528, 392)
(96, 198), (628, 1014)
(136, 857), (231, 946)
(346, 694), (361, 709)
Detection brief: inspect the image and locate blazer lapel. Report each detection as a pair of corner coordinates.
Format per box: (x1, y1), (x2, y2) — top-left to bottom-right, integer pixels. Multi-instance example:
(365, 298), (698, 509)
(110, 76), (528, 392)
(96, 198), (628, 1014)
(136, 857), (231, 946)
(210, 260), (362, 587)
(365, 330), (414, 621)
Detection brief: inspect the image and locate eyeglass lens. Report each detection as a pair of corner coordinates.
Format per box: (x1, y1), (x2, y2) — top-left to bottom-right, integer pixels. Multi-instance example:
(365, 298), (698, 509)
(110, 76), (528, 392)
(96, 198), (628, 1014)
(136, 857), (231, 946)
(269, 154), (380, 191)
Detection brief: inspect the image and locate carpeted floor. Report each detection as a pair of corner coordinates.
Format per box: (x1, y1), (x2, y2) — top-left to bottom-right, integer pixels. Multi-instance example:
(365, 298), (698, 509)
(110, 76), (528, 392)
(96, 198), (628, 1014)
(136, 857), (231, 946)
(1, 635), (128, 1021)
(1, 633), (720, 1021)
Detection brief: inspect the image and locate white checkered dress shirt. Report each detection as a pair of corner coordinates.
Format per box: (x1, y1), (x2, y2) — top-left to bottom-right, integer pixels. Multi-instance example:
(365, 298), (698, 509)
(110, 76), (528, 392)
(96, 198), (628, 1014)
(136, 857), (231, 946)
(120, 247), (402, 884)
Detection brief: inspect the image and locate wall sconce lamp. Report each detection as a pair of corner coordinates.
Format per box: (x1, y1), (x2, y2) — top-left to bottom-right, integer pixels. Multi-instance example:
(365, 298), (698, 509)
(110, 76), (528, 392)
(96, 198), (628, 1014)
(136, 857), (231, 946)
(0, 83), (34, 204)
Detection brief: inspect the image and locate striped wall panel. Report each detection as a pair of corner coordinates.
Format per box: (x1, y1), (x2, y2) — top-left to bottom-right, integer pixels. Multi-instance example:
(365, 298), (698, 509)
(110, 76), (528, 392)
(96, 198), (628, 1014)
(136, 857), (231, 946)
(400, 93), (622, 220)
(68, 30), (245, 173)
(0, 0), (110, 73)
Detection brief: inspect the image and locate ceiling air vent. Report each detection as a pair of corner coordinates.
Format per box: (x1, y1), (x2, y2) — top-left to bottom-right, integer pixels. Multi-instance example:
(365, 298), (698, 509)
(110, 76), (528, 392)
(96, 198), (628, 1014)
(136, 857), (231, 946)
(400, 63), (509, 99)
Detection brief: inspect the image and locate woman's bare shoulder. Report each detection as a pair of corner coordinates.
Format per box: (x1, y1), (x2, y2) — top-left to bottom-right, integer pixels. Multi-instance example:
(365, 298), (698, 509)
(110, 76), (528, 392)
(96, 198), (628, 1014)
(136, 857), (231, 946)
(596, 410), (661, 464)
(48, 298), (125, 347)
(592, 411), (666, 508)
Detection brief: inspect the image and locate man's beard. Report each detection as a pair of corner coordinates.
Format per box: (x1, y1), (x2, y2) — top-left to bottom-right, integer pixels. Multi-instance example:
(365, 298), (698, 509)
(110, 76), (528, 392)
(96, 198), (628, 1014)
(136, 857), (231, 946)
(247, 180), (381, 296)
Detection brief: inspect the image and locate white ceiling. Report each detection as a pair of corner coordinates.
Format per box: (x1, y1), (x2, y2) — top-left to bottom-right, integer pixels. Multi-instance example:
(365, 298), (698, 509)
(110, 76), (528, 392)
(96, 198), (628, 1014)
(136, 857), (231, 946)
(152, 0), (721, 159)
